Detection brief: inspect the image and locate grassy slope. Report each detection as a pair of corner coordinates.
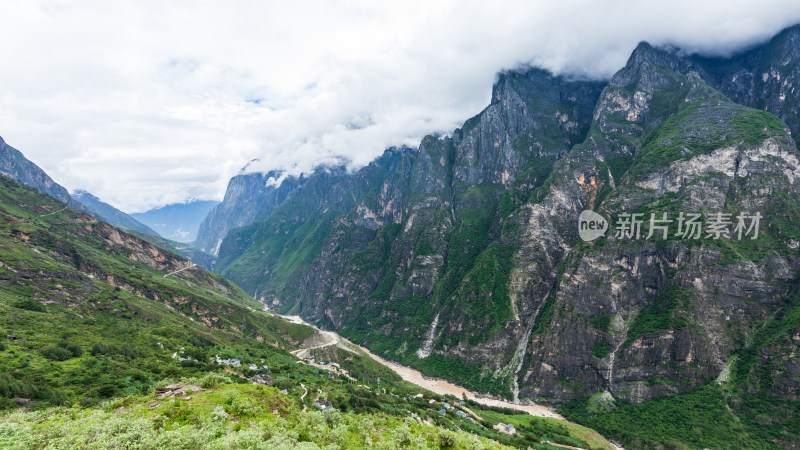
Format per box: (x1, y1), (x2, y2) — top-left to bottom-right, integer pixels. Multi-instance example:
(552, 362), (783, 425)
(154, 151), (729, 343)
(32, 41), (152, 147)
(0, 174), (314, 407)
(0, 344), (614, 449)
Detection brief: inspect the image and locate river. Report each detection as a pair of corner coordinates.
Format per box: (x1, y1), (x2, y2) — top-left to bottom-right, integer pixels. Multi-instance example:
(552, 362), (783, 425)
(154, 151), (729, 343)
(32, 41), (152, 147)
(279, 314), (564, 420)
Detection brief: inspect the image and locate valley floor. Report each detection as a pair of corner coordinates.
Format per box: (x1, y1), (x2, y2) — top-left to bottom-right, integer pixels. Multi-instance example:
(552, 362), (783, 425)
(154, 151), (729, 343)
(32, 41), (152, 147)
(280, 311), (619, 449)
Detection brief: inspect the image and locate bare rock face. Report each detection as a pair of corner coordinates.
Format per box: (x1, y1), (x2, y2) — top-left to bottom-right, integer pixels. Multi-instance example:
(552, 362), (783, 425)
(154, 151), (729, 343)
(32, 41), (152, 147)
(691, 24), (800, 138)
(210, 24), (800, 417)
(195, 170), (302, 254)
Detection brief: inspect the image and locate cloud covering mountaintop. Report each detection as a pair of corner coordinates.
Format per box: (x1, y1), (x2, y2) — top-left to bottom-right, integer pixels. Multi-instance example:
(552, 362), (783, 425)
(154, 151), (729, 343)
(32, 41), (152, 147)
(1, 0), (799, 212)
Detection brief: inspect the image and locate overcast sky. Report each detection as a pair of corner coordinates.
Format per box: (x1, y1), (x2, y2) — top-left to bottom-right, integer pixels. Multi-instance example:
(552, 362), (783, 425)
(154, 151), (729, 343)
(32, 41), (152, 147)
(2, 0), (800, 212)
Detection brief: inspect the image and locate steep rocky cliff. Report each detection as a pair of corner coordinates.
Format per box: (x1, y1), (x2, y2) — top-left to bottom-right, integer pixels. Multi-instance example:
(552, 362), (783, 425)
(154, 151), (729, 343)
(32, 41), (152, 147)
(195, 170), (302, 254)
(209, 25), (800, 445)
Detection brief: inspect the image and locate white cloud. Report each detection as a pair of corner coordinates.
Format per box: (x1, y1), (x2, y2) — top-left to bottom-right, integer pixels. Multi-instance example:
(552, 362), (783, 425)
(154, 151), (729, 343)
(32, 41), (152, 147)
(1, 0), (799, 212)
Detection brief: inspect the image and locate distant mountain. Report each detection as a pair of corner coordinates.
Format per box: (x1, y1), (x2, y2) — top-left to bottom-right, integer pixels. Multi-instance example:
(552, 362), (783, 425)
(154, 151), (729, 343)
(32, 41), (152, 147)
(132, 200), (220, 243)
(72, 189), (160, 237)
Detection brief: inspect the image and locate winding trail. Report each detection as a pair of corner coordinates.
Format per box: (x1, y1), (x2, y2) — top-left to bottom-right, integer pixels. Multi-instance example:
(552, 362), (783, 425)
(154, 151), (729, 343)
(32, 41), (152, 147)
(163, 263), (196, 278)
(38, 206), (68, 217)
(281, 312), (563, 420)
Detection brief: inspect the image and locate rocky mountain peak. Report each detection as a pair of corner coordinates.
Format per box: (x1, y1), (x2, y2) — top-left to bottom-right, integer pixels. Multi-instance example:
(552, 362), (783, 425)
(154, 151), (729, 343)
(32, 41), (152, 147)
(609, 41), (689, 90)
(768, 23), (800, 61)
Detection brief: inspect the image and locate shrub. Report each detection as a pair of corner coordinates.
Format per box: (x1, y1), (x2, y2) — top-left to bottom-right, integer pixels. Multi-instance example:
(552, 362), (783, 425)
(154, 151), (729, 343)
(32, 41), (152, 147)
(438, 429), (457, 447)
(199, 373), (232, 389)
(91, 343), (118, 356)
(227, 397), (257, 418)
(41, 346), (72, 361)
(210, 405), (228, 423)
(78, 397), (99, 408)
(13, 299), (45, 313)
(60, 342), (83, 358)
(592, 342), (611, 358)
(91, 384), (118, 398)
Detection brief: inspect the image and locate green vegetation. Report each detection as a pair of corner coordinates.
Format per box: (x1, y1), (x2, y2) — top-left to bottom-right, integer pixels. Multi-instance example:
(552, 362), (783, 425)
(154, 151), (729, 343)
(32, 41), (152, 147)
(603, 152), (634, 185)
(455, 242), (516, 343)
(0, 382), (508, 449)
(591, 342), (611, 359)
(623, 285), (690, 347)
(218, 211), (339, 298)
(646, 81), (691, 120)
(0, 175), (313, 408)
(411, 354), (506, 397)
(470, 402), (614, 450)
(632, 91), (789, 179)
(561, 385), (770, 449)
(588, 316), (611, 332)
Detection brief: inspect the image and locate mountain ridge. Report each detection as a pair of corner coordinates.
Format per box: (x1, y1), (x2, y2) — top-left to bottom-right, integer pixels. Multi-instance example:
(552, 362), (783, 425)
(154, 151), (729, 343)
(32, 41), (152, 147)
(72, 189), (161, 237)
(0, 173), (616, 449)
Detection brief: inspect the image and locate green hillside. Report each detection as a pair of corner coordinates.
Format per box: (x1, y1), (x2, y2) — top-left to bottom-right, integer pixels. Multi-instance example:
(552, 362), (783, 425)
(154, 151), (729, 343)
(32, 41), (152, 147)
(0, 174), (314, 407)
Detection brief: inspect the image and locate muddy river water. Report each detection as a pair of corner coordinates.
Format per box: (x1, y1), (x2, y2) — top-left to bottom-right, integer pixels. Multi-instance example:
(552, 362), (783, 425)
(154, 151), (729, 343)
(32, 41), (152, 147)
(279, 314), (564, 420)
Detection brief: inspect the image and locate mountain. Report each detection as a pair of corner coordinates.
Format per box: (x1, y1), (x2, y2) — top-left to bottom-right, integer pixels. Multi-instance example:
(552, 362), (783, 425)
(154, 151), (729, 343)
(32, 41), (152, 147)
(0, 135), (223, 267)
(208, 25), (800, 448)
(690, 24), (800, 138)
(132, 200), (220, 243)
(0, 136), (85, 211)
(72, 189), (160, 236)
(195, 170), (303, 254)
(0, 173), (615, 450)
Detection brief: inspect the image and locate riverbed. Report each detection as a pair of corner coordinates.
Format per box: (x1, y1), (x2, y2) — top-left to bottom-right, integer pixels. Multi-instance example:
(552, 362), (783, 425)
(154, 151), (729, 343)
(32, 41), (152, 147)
(279, 313), (563, 420)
